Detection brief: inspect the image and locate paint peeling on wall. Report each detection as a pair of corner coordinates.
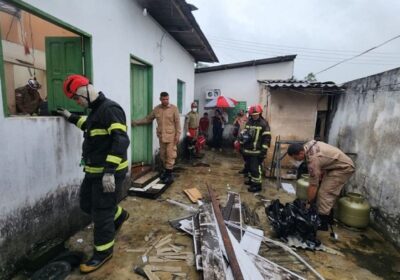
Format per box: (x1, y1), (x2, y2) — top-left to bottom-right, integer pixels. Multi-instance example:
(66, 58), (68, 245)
(328, 67), (400, 248)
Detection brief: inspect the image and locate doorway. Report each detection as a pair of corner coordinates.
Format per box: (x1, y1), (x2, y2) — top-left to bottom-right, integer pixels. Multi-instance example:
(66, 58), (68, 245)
(130, 56), (153, 175)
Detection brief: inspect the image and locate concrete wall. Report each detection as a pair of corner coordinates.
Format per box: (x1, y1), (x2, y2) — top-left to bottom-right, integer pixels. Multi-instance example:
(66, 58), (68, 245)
(328, 67), (400, 248)
(265, 88), (324, 167)
(194, 61), (294, 140)
(0, 0), (196, 277)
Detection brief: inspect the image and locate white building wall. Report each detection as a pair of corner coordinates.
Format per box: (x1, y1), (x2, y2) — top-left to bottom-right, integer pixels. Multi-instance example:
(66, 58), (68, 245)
(0, 0), (196, 273)
(194, 61), (294, 139)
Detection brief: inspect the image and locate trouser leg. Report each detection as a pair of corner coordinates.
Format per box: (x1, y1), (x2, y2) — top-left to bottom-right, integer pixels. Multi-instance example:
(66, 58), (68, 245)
(317, 166), (355, 215)
(80, 176), (92, 215)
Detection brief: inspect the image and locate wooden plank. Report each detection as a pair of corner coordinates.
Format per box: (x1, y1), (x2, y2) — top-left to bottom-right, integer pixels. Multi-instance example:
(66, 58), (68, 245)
(207, 185), (244, 280)
(133, 171), (159, 188)
(183, 188), (203, 203)
(143, 265), (160, 280)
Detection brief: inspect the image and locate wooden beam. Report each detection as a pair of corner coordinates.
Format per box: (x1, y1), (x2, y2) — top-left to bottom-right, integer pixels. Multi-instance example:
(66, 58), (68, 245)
(207, 185), (244, 280)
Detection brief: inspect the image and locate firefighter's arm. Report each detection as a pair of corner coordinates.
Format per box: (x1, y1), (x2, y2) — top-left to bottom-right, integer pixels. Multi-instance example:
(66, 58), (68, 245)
(174, 107), (182, 143)
(61, 110), (88, 131)
(306, 156), (321, 202)
(132, 110), (155, 126)
(103, 106), (130, 174)
(261, 123), (272, 151)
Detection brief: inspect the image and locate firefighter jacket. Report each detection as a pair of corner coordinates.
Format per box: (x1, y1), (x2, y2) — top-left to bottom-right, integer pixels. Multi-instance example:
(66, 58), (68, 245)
(15, 85), (42, 114)
(304, 140), (355, 186)
(68, 92), (130, 177)
(136, 104), (181, 143)
(185, 111), (199, 130)
(240, 117), (271, 156)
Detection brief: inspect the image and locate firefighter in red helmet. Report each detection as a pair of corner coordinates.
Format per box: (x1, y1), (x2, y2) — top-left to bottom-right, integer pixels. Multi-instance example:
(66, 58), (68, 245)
(57, 74), (130, 273)
(239, 104), (271, 192)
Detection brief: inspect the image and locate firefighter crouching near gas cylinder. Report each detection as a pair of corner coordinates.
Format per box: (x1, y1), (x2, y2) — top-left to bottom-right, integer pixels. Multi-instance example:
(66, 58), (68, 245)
(239, 105), (271, 192)
(57, 75), (130, 273)
(131, 92), (181, 184)
(287, 141), (355, 230)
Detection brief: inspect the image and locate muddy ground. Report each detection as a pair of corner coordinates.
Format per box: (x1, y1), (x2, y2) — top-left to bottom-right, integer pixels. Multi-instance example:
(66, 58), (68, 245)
(44, 149), (400, 279)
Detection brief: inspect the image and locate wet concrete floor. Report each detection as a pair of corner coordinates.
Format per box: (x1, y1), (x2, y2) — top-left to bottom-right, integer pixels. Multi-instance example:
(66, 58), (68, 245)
(62, 149), (400, 279)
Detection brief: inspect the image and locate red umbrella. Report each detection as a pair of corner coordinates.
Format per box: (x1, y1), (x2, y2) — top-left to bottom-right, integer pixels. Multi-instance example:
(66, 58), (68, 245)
(204, 96), (238, 109)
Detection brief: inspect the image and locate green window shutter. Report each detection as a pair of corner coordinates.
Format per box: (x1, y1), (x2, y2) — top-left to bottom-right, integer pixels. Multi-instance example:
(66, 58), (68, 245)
(45, 37), (85, 113)
(177, 80), (184, 113)
(228, 101), (247, 124)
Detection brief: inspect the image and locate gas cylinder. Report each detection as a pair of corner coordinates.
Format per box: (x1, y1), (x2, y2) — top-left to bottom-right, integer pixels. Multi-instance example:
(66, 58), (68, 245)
(338, 192), (371, 228)
(296, 174), (309, 200)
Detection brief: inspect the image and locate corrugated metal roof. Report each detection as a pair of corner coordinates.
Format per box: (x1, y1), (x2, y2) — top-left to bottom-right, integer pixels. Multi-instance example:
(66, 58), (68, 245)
(137, 0), (218, 63)
(195, 55), (296, 73)
(258, 79), (345, 90)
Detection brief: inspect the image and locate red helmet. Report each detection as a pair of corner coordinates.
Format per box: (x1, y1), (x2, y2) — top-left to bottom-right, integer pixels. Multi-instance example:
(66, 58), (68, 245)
(191, 102), (198, 108)
(63, 74), (89, 98)
(249, 104), (263, 115)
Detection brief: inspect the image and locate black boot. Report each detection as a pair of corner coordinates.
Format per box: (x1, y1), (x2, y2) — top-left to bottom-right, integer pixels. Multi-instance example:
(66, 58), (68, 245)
(161, 169), (174, 184)
(159, 169), (167, 181)
(248, 184), (262, 193)
(238, 168), (247, 174)
(80, 249), (113, 273)
(114, 209), (129, 232)
(244, 177), (252, 185)
(318, 214), (330, 231)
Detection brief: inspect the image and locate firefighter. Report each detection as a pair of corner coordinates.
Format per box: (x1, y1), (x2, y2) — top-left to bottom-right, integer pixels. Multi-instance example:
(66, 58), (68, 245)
(184, 102), (200, 159)
(131, 92), (181, 184)
(239, 105), (271, 192)
(57, 74), (130, 273)
(15, 78), (43, 115)
(287, 141), (355, 230)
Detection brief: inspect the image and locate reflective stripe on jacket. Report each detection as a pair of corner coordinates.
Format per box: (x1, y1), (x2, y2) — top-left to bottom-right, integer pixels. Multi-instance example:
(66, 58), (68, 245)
(68, 92), (130, 177)
(241, 117), (271, 156)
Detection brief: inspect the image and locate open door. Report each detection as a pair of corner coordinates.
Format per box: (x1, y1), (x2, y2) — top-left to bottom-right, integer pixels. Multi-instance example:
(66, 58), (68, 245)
(45, 37), (84, 113)
(130, 59), (153, 166)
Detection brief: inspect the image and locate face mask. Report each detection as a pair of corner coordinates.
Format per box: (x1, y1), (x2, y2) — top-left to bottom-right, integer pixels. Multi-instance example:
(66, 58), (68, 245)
(192, 108), (198, 112)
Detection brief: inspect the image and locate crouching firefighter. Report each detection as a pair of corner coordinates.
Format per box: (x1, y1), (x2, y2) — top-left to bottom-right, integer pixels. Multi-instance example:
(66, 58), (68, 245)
(287, 141), (355, 231)
(239, 105), (271, 192)
(57, 74), (130, 273)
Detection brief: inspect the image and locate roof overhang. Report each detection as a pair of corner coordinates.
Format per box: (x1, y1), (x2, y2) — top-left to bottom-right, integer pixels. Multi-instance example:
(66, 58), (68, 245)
(258, 79), (345, 95)
(195, 55), (296, 73)
(137, 0), (218, 63)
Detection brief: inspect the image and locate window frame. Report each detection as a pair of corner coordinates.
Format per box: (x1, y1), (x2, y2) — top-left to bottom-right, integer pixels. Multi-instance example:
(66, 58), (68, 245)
(177, 79), (185, 114)
(0, 0), (92, 117)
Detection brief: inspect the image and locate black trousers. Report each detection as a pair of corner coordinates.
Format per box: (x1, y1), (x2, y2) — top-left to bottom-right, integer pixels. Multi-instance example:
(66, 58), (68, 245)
(80, 175), (125, 252)
(243, 155), (264, 185)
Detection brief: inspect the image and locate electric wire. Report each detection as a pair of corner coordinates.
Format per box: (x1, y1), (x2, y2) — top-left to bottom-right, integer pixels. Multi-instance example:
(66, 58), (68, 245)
(315, 34), (400, 75)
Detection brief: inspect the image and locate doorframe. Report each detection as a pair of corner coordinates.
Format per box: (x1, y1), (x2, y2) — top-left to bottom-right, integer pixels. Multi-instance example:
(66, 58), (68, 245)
(0, 0), (92, 116)
(130, 54), (153, 164)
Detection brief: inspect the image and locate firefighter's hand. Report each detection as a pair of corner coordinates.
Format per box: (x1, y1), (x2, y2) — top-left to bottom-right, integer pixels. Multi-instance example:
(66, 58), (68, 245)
(102, 173), (115, 193)
(260, 149), (267, 158)
(56, 108), (71, 119)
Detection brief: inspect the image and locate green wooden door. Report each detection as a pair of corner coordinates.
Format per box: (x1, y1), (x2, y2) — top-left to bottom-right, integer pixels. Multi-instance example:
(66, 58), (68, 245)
(45, 37), (84, 113)
(131, 63), (152, 164)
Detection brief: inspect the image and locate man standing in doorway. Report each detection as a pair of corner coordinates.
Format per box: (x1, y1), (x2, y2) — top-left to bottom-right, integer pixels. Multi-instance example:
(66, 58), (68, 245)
(131, 92), (181, 184)
(287, 141), (355, 230)
(57, 74), (130, 273)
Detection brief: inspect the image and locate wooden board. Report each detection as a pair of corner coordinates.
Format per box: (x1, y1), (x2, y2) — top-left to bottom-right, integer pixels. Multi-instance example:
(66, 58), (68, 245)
(132, 171), (160, 188)
(183, 188), (203, 203)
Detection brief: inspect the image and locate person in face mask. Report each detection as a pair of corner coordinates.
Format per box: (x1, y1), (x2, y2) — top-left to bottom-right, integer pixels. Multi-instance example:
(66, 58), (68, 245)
(184, 102), (200, 159)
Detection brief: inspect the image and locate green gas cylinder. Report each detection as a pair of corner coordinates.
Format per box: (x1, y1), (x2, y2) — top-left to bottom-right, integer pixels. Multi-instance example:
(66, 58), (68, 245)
(296, 174), (309, 200)
(338, 192), (371, 228)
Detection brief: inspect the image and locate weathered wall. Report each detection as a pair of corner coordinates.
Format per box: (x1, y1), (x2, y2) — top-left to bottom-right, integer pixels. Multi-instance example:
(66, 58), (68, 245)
(266, 88), (325, 166)
(328, 67), (400, 248)
(194, 61), (294, 139)
(0, 0), (196, 277)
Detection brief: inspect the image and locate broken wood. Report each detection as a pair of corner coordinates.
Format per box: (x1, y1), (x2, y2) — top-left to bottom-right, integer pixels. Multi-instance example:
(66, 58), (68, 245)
(207, 185), (244, 280)
(183, 187), (203, 203)
(150, 265), (182, 273)
(143, 265), (160, 280)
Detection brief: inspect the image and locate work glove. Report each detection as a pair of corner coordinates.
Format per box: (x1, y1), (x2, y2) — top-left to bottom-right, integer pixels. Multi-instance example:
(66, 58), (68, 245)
(102, 173), (115, 193)
(56, 108), (71, 119)
(260, 149), (267, 158)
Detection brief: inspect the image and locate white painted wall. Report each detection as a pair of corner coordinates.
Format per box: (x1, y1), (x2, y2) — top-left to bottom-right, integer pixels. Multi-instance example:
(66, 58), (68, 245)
(0, 0), (195, 214)
(194, 61), (294, 139)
